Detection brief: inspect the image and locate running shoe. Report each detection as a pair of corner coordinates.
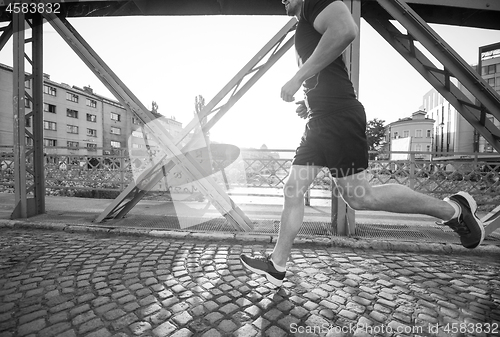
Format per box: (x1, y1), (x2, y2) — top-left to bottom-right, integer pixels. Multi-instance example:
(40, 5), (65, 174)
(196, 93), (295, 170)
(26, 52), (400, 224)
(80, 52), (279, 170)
(240, 254), (285, 287)
(442, 191), (485, 249)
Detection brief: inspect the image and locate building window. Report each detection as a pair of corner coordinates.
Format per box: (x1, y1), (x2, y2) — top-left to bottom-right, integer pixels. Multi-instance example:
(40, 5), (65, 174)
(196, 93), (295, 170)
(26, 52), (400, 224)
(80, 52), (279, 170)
(26, 117), (31, 127)
(132, 131), (144, 139)
(26, 137), (33, 146)
(87, 143), (97, 151)
(111, 141), (121, 148)
(482, 65), (497, 75)
(25, 79), (31, 89)
(43, 121), (57, 131)
(86, 113), (97, 122)
(110, 112), (121, 122)
(415, 130), (422, 138)
(67, 125), (79, 134)
(24, 98), (31, 108)
(67, 109), (78, 118)
(415, 144), (422, 151)
(393, 131), (399, 139)
(43, 85), (56, 96)
(403, 130), (409, 138)
(67, 141), (79, 148)
(426, 145), (431, 152)
(132, 117), (141, 125)
(426, 130), (431, 138)
(487, 78), (495, 87)
(110, 127), (121, 135)
(66, 92), (79, 103)
(44, 103), (56, 113)
(44, 138), (57, 147)
(87, 128), (97, 137)
(86, 98), (97, 108)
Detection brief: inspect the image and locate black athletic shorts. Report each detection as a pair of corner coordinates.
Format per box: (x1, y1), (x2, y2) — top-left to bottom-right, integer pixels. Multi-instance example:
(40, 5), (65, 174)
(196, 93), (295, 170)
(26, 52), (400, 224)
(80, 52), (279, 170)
(292, 105), (369, 178)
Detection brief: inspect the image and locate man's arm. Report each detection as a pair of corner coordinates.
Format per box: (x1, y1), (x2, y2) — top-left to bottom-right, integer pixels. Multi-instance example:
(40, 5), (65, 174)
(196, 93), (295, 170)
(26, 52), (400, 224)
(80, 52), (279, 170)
(281, 1), (358, 102)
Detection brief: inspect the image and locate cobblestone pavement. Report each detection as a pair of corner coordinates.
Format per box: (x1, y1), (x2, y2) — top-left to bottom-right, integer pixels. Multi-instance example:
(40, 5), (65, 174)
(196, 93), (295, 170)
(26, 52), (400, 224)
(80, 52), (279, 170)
(0, 228), (499, 337)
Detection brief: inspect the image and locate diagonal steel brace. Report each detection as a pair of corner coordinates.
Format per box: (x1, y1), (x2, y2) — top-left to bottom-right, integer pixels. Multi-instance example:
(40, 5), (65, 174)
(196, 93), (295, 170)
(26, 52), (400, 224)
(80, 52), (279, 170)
(372, 0), (500, 153)
(85, 17), (297, 224)
(42, 11), (294, 230)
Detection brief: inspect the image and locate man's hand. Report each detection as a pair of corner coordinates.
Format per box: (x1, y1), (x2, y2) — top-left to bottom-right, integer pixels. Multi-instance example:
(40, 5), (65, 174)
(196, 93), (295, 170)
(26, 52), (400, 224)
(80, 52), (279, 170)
(295, 100), (309, 119)
(281, 76), (302, 102)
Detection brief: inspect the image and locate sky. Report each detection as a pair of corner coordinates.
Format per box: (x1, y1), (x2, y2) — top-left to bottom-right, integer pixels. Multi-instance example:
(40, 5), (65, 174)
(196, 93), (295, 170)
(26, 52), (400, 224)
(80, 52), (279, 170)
(0, 14), (499, 149)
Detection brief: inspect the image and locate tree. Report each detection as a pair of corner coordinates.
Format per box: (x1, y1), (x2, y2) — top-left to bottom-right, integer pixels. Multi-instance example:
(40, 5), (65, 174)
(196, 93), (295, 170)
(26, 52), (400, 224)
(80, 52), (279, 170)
(366, 118), (386, 152)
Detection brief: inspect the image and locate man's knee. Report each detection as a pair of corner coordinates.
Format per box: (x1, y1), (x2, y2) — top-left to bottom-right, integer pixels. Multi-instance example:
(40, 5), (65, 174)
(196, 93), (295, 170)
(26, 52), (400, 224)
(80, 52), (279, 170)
(336, 183), (375, 210)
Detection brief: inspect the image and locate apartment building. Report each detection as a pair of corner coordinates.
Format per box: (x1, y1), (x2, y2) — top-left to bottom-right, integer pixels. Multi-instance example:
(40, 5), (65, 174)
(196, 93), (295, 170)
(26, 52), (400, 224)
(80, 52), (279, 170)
(422, 42), (500, 154)
(385, 110), (435, 160)
(0, 63), (182, 155)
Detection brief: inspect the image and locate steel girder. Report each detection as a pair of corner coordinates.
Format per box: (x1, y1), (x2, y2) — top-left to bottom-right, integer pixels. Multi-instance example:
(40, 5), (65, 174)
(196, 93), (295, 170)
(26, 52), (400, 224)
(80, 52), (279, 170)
(365, 0), (500, 235)
(483, 205), (500, 237)
(2, 0), (499, 234)
(366, 0), (500, 153)
(93, 18), (297, 224)
(41, 12), (300, 230)
(10, 12), (45, 219)
(1, 0), (500, 31)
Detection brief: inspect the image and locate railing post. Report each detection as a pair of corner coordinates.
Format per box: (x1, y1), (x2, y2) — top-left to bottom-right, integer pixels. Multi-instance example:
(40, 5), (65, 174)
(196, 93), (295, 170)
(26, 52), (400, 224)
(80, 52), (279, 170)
(409, 152), (416, 189)
(305, 188), (311, 206)
(120, 148), (125, 191)
(331, 180), (356, 237)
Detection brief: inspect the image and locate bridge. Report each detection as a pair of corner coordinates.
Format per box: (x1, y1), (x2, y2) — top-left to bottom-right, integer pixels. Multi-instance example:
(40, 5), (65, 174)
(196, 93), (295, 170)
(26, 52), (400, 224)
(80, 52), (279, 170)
(0, 0), (499, 236)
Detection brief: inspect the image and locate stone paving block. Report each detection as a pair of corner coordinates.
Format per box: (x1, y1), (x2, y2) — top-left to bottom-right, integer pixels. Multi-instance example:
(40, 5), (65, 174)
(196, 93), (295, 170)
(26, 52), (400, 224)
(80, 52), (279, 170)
(39, 322), (72, 337)
(369, 311), (387, 323)
(129, 321), (152, 335)
(18, 310), (47, 325)
(264, 325), (287, 337)
(1, 229), (500, 337)
(110, 312), (138, 331)
(17, 318), (46, 336)
(0, 303), (15, 314)
(217, 319), (237, 333)
(152, 321), (177, 337)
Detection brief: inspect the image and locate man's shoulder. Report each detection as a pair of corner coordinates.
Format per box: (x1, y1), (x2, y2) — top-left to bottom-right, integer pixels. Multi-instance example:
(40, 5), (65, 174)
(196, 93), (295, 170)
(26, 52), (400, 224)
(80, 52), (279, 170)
(302, 0), (340, 22)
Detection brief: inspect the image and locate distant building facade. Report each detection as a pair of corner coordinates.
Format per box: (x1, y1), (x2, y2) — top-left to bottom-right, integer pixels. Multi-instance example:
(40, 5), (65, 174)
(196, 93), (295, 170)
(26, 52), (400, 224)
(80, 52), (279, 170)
(385, 110), (435, 160)
(422, 42), (500, 154)
(0, 63), (182, 155)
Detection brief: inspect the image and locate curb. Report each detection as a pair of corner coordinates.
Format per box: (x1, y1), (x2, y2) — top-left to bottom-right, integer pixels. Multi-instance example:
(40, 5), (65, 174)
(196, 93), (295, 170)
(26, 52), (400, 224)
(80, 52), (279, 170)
(1, 219), (499, 257)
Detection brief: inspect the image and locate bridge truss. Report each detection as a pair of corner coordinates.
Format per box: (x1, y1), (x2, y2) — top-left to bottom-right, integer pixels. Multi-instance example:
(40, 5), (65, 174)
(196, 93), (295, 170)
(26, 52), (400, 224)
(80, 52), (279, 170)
(0, 0), (499, 236)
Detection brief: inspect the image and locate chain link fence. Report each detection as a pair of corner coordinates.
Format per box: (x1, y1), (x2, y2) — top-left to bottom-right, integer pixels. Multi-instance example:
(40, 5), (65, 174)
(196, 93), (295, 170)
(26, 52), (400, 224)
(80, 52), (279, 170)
(1, 146), (499, 209)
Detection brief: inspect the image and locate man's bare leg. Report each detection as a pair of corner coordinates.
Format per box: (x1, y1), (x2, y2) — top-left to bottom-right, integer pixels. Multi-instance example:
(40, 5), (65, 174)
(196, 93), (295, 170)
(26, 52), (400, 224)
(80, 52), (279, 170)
(334, 170), (455, 220)
(271, 165), (323, 267)
(335, 170), (484, 249)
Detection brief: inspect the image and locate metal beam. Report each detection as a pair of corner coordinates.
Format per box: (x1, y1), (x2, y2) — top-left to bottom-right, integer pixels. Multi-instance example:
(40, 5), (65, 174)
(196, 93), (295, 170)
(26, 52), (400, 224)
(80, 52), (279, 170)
(0, 22), (12, 51)
(385, 0), (500, 11)
(42, 12), (255, 231)
(369, 0), (500, 153)
(10, 13), (46, 219)
(31, 14), (45, 215)
(11, 12), (28, 218)
(95, 18), (298, 224)
(483, 205), (500, 236)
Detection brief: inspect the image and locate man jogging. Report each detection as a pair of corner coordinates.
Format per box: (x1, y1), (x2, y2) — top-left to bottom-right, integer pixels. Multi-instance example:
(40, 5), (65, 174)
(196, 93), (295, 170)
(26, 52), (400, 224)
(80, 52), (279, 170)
(240, 0), (485, 287)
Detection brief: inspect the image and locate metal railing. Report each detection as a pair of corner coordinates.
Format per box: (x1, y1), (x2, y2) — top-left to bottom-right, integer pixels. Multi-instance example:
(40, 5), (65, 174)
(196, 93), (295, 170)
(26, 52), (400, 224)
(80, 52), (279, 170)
(1, 146), (499, 206)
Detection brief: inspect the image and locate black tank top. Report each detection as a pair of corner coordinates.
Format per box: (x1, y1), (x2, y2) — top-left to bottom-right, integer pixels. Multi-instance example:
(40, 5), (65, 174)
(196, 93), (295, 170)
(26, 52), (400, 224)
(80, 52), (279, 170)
(295, 0), (362, 118)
